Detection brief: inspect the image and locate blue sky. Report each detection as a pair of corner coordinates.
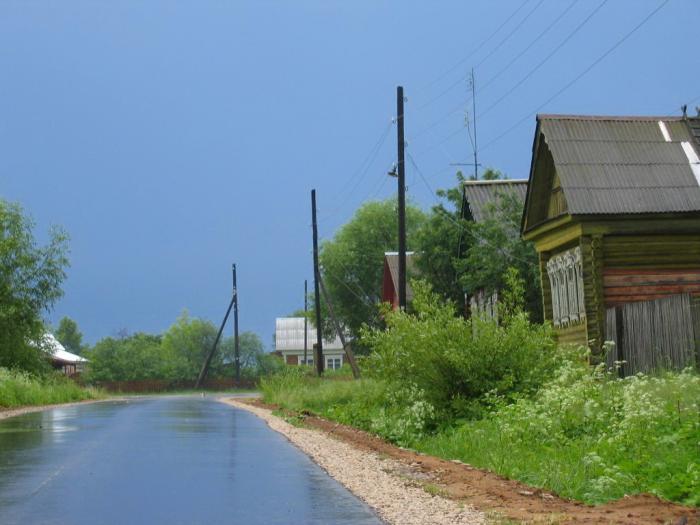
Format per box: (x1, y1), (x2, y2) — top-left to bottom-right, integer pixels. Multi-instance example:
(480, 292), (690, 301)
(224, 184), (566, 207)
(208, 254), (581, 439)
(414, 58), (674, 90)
(1, 0), (697, 347)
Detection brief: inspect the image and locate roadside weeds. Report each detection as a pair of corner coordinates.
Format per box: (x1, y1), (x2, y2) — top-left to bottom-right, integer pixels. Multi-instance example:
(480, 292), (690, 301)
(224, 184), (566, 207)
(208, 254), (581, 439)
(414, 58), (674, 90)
(222, 397), (699, 525)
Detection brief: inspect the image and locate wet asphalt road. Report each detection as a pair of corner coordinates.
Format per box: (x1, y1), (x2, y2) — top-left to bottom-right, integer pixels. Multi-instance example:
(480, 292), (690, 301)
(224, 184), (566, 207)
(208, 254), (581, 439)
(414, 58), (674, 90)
(0, 396), (381, 525)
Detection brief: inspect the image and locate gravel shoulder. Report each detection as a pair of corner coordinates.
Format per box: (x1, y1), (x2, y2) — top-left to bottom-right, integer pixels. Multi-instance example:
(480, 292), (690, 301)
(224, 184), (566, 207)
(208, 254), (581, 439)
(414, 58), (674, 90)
(219, 397), (485, 525)
(0, 398), (118, 421)
(220, 398), (699, 525)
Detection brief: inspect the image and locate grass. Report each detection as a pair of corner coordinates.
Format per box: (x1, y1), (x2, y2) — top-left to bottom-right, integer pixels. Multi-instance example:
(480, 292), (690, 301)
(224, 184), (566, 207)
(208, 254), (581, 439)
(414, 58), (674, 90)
(261, 364), (700, 507)
(0, 367), (104, 408)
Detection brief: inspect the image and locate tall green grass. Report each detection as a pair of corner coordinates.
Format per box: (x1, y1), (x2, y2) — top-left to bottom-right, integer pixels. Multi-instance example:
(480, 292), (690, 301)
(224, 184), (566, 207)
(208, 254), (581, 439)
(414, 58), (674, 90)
(0, 367), (103, 408)
(262, 364), (700, 507)
(417, 365), (700, 507)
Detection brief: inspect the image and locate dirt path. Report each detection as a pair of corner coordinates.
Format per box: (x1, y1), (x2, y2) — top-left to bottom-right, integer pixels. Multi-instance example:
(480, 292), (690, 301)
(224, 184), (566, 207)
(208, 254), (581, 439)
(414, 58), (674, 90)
(231, 398), (698, 525)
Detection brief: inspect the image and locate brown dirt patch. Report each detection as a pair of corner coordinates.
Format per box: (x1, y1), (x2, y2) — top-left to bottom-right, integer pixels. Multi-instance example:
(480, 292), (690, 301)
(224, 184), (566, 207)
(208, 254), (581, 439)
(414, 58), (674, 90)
(243, 398), (698, 524)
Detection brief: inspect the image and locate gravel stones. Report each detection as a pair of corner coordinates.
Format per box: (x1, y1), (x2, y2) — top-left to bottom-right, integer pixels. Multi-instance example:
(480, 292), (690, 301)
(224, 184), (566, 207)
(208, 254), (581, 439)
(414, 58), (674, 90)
(221, 398), (485, 525)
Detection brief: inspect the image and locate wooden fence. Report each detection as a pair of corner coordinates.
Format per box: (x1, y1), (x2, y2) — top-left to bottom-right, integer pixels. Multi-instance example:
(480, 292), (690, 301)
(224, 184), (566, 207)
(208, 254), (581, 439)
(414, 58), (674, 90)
(93, 377), (257, 393)
(605, 293), (700, 376)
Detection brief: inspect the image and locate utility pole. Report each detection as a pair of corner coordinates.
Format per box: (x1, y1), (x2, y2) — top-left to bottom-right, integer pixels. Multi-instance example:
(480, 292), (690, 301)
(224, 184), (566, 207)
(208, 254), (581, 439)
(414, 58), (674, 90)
(470, 69), (478, 180)
(318, 274), (360, 379)
(311, 189), (324, 376)
(232, 263), (240, 382)
(396, 85), (407, 311)
(303, 279), (308, 366)
(195, 284), (235, 389)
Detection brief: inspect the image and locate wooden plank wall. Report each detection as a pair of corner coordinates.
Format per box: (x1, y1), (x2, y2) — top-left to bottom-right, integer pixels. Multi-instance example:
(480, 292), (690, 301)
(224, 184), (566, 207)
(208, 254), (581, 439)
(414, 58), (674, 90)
(605, 294), (698, 375)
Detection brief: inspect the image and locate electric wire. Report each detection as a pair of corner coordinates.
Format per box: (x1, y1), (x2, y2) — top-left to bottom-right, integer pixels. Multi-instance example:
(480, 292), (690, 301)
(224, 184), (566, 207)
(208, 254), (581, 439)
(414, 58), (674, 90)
(477, 0), (609, 120)
(416, 0), (542, 111)
(415, 0), (532, 105)
(318, 121), (392, 222)
(479, 0), (670, 153)
(409, 0), (578, 143)
(406, 152), (535, 266)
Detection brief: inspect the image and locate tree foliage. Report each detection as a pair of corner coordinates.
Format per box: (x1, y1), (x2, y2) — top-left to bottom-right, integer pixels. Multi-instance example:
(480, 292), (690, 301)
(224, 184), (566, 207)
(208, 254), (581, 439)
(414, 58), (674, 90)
(0, 199), (69, 372)
(55, 316), (85, 355)
(456, 189), (542, 321)
(414, 171), (469, 306)
(318, 198), (425, 339)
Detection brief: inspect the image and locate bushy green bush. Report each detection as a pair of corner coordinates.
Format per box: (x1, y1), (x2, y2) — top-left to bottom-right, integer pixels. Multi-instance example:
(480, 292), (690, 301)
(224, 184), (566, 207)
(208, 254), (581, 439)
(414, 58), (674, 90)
(0, 367), (102, 408)
(362, 279), (557, 418)
(418, 359), (700, 506)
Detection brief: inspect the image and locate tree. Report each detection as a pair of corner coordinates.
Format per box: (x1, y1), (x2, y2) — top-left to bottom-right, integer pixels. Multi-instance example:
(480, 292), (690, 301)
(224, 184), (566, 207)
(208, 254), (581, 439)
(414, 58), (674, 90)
(85, 333), (165, 382)
(0, 199), (69, 372)
(414, 172), (470, 306)
(456, 189), (542, 322)
(318, 198), (426, 340)
(161, 311), (220, 381)
(220, 331), (269, 376)
(55, 317), (85, 355)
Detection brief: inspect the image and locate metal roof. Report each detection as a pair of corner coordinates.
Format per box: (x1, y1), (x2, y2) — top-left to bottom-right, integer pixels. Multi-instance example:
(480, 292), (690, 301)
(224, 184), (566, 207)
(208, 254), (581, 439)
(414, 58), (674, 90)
(462, 180), (528, 222)
(537, 115), (700, 215)
(384, 252), (417, 301)
(274, 317), (343, 351)
(43, 334), (88, 363)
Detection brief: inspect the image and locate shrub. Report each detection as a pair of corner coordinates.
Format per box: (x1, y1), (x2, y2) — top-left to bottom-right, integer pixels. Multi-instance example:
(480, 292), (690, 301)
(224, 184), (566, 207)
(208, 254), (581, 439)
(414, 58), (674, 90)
(361, 279), (557, 418)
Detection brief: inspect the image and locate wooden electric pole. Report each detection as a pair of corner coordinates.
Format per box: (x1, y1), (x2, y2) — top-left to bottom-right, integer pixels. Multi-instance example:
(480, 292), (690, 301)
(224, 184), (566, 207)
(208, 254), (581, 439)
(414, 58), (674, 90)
(397, 85), (407, 310)
(311, 189), (324, 376)
(318, 274), (360, 379)
(233, 263), (240, 382)
(303, 279), (308, 366)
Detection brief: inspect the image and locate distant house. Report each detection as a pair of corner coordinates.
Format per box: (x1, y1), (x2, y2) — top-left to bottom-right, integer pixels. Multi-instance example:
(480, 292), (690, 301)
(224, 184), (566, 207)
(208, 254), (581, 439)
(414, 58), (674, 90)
(44, 334), (87, 376)
(274, 317), (346, 370)
(381, 251), (417, 309)
(461, 179), (528, 317)
(521, 114), (700, 354)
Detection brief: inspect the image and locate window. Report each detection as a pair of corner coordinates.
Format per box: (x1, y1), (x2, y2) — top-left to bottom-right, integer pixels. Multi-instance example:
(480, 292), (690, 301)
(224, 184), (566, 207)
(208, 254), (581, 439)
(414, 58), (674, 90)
(326, 357), (342, 370)
(546, 247), (585, 327)
(300, 358), (314, 366)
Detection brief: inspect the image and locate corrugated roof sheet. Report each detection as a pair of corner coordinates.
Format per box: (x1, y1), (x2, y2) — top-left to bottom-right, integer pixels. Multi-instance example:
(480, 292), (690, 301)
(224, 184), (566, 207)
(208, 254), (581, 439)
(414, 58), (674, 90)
(43, 334), (88, 363)
(274, 317), (344, 351)
(538, 115), (700, 214)
(463, 180), (528, 222)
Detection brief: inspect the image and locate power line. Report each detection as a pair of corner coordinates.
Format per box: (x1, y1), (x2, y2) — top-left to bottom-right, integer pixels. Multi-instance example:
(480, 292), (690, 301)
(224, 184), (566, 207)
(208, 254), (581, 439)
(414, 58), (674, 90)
(417, 0), (542, 112)
(415, 0), (532, 103)
(473, 0), (546, 71)
(410, 0), (578, 142)
(318, 121), (393, 222)
(478, 0), (579, 95)
(406, 152), (536, 267)
(478, 0), (609, 120)
(480, 0), (670, 153)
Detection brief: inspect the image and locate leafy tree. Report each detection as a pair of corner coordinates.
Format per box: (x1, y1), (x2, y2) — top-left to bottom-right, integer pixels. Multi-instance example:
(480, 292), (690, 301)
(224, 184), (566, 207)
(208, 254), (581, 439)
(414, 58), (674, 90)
(414, 172), (470, 306)
(55, 316), (85, 355)
(220, 331), (265, 371)
(456, 189), (542, 322)
(0, 199), (69, 372)
(85, 333), (165, 382)
(160, 311), (219, 381)
(318, 198), (426, 340)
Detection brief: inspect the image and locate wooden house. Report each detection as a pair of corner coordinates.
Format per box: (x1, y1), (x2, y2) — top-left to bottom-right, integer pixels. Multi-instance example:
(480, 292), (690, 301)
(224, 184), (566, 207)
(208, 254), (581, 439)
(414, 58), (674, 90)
(274, 317), (346, 370)
(44, 333), (87, 376)
(522, 114), (700, 353)
(381, 251), (417, 309)
(461, 180), (528, 317)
